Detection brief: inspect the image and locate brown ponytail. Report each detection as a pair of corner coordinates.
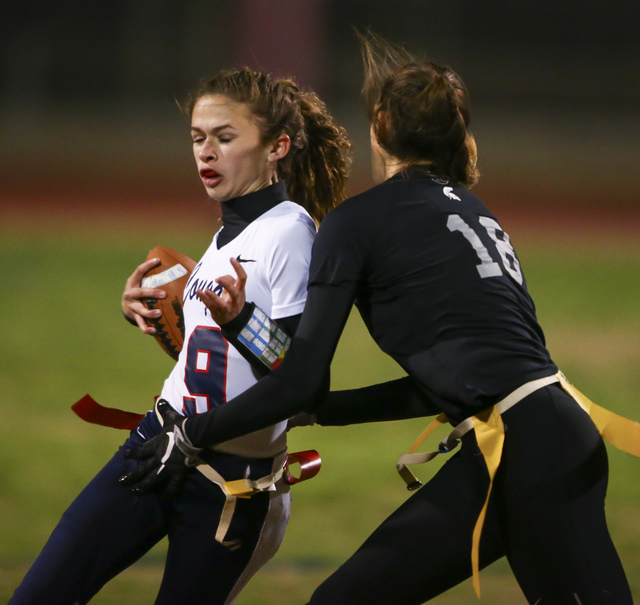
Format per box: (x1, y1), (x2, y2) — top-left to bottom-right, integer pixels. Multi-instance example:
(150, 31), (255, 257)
(358, 30), (479, 187)
(181, 68), (352, 222)
(278, 89), (352, 223)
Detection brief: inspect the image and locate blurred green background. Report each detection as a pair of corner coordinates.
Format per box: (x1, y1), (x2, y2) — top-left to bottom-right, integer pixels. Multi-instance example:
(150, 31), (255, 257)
(1, 217), (639, 604)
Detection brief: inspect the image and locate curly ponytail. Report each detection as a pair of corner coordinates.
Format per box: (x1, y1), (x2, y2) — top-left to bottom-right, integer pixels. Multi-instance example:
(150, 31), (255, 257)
(359, 30), (479, 187)
(181, 68), (352, 223)
(277, 89), (352, 222)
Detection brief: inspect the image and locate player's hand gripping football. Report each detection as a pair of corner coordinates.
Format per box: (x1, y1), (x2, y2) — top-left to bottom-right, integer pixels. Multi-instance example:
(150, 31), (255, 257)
(121, 257), (167, 335)
(198, 257), (247, 325)
(119, 400), (201, 495)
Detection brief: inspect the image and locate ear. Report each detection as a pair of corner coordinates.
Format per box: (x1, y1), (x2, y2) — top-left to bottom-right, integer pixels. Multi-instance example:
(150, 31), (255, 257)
(372, 107), (390, 142)
(268, 134), (291, 162)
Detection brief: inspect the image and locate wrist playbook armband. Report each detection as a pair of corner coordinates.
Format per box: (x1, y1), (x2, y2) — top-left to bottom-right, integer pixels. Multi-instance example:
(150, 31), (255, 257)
(234, 303), (291, 371)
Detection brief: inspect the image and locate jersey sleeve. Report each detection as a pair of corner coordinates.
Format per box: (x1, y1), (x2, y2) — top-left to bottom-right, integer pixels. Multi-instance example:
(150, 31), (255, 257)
(316, 377), (441, 426)
(266, 213), (316, 319)
(307, 201), (372, 291)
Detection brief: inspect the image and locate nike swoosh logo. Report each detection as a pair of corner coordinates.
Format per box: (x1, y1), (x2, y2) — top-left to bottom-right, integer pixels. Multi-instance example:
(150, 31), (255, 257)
(161, 432), (175, 464)
(236, 255), (256, 263)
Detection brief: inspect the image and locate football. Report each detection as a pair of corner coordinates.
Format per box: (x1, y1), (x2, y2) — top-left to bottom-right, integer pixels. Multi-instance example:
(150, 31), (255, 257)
(141, 246), (197, 360)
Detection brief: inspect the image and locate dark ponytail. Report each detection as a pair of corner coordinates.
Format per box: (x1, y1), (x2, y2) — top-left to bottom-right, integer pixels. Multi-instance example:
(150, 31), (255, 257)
(359, 30), (479, 187)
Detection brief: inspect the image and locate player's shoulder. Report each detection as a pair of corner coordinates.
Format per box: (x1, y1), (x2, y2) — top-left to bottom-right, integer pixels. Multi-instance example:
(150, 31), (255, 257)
(337, 178), (391, 211)
(329, 167), (453, 213)
(320, 169), (440, 232)
(314, 185), (387, 252)
(257, 200), (316, 234)
(249, 201), (316, 259)
(321, 180), (389, 231)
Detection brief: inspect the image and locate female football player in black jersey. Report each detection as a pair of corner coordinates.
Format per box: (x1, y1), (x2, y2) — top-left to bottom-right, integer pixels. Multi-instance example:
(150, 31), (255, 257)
(124, 32), (634, 604)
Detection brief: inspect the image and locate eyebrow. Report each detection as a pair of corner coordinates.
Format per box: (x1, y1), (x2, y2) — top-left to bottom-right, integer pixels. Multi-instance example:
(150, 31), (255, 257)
(191, 123), (237, 135)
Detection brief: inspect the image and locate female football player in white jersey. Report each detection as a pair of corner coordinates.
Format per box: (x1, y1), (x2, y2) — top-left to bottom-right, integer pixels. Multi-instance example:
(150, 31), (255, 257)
(124, 33), (635, 604)
(10, 68), (351, 605)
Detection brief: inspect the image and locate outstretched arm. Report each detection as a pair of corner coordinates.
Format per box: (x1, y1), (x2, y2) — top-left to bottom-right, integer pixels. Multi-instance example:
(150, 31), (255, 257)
(314, 377), (440, 426)
(185, 282), (355, 446)
(201, 258), (438, 427)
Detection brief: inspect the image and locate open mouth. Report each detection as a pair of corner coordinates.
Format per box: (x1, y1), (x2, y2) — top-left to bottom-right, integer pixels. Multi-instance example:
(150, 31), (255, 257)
(200, 168), (222, 188)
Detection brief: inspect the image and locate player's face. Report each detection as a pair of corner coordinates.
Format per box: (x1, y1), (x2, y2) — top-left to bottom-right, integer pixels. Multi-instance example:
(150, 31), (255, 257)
(191, 95), (281, 203)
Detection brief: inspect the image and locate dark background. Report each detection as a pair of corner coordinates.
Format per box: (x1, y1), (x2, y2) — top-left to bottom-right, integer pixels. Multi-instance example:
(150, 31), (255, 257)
(2, 0), (639, 220)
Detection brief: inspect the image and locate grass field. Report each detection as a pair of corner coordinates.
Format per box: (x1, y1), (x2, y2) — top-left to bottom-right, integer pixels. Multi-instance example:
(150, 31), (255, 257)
(1, 212), (639, 604)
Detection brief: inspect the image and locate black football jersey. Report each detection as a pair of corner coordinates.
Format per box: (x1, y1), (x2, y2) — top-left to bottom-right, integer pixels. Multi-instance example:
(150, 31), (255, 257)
(308, 167), (557, 422)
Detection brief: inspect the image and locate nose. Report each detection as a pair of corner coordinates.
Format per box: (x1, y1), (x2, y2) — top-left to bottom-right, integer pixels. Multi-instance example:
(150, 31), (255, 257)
(198, 139), (217, 162)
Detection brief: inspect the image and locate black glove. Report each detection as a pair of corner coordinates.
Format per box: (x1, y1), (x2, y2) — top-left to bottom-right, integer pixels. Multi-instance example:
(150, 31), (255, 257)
(119, 400), (202, 495)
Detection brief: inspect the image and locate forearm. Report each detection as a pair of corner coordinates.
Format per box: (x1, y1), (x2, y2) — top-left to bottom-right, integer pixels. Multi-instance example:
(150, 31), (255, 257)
(316, 377), (440, 426)
(185, 381), (289, 446)
(185, 341), (328, 447)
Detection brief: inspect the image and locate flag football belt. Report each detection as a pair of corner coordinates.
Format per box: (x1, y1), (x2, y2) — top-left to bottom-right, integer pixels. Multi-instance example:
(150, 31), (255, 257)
(155, 401), (322, 550)
(194, 449), (321, 550)
(397, 371), (640, 598)
(195, 451), (288, 550)
(71, 395), (321, 549)
(150, 401), (286, 550)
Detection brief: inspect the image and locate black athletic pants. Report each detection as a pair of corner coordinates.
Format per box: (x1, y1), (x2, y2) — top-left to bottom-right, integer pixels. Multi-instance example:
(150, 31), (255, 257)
(308, 384), (633, 604)
(10, 411), (289, 605)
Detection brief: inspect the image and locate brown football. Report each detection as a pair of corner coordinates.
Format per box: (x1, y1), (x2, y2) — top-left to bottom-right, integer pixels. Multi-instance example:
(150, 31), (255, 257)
(141, 246), (197, 360)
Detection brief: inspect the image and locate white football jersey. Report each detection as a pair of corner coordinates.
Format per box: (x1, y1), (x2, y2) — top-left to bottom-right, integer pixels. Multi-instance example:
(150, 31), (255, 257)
(160, 201), (316, 457)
